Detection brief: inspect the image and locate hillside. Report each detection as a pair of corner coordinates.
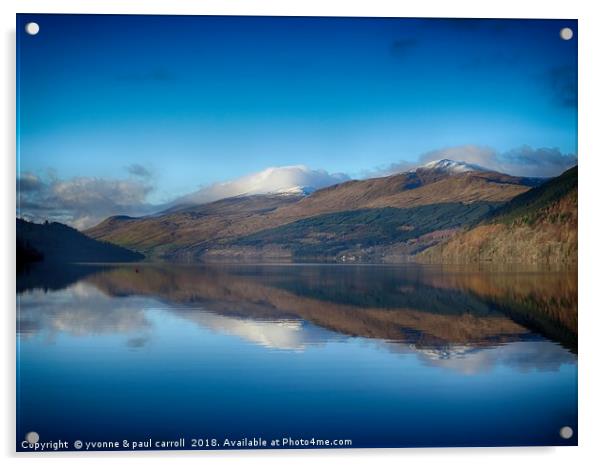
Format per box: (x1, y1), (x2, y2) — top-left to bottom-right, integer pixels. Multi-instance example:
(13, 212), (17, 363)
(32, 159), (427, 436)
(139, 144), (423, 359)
(267, 168), (537, 221)
(86, 194), (304, 258)
(17, 218), (144, 266)
(208, 202), (498, 262)
(417, 166), (577, 265)
(83, 264), (576, 352)
(85, 161), (538, 261)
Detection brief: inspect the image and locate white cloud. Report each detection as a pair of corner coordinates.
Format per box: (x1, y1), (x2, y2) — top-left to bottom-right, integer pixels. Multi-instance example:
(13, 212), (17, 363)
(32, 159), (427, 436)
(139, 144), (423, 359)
(373, 145), (577, 178)
(17, 171), (157, 230)
(420, 145), (577, 177)
(177, 165), (349, 205)
(17, 165), (348, 229)
(18, 172), (44, 192)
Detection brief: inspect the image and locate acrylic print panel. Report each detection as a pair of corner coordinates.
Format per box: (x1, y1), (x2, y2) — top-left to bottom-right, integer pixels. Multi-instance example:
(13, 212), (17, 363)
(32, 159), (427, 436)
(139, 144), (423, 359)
(16, 14), (578, 452)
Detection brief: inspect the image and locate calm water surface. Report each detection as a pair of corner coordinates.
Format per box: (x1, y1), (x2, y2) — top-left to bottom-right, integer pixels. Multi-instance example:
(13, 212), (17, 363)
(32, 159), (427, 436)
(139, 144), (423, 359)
(17, 263), (577, 449)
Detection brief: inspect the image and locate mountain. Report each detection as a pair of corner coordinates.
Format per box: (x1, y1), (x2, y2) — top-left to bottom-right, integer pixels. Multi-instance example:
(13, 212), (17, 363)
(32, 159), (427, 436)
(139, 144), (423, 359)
(223, 203), (498, 262)
(86, 194), (304, 258)
(262, 165), (540, 222)
(273, 185), (316, 196)
(417, 166), (577, 265)
(171, 165), (348, 207)
(409, 159), (486, 174)
(85, 160), (543, 262)
(17, 218), (144, 266)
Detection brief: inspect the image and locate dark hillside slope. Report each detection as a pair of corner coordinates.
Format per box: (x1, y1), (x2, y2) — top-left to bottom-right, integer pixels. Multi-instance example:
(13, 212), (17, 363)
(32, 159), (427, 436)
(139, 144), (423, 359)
(223, 202), (498, 262)
(417, 166), (577, 265)
(17, 218), (144, 265)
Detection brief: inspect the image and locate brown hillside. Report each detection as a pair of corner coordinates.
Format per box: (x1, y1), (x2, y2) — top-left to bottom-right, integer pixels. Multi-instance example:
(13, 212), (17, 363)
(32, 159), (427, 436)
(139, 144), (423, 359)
(417, 167), (577, 265)
(85, 169), (532, 259)
(268, 170), (531, 222)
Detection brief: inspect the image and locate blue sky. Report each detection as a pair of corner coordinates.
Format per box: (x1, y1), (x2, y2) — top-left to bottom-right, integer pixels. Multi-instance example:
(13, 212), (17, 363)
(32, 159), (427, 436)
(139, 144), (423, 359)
(17, 15), (577, 227)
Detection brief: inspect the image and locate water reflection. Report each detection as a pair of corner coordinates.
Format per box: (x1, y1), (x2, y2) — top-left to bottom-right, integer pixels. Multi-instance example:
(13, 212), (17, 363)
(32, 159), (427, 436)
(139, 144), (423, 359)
(18, 283), (153, 338)
(17, 263), (577, 364)
(405, 341), (575, 375)
(16, 263), (578, 447)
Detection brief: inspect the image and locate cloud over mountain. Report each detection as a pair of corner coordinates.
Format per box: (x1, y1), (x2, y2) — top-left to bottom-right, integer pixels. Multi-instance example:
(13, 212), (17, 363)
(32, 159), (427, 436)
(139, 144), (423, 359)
(372, 145), (577, 178)
(17, 145), (576, 231)
(176, 165), (349, 205)
(17, 170), (157, 230)
(18, 165), (349, 229)
(421, 145), (577, 178)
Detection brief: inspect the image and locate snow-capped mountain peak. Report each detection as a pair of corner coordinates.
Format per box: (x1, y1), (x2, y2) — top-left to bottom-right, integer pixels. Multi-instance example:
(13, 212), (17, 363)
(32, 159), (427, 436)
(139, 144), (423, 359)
(414, 159), (488, 174)
(272, 185), (317, 196)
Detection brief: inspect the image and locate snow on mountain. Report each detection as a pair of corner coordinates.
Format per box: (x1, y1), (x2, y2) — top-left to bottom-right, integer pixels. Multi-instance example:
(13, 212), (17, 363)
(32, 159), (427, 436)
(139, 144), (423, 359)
(412, 159), (488, 174)
(175, 165), (349, 205)
(272, 185), (317, 196)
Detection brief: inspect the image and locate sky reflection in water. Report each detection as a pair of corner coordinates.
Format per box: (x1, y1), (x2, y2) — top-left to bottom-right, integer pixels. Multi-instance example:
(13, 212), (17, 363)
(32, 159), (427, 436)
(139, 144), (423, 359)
(17, 264), (577, 448)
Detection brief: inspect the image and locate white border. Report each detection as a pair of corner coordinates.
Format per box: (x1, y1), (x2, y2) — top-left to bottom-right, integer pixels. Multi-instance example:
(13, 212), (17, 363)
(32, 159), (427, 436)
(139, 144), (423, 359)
(3, 1), (601, 465)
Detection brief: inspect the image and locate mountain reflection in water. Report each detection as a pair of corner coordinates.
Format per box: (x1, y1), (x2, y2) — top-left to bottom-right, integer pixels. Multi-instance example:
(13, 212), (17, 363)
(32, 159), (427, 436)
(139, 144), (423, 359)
(18, 263), (577, 366)
(17, 263), (577, 448)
